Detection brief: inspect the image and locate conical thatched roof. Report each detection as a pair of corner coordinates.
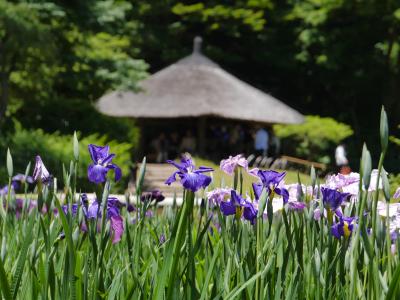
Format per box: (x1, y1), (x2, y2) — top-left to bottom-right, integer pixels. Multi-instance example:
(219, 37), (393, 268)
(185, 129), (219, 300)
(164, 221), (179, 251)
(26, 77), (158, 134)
(97, 37), (304, 124)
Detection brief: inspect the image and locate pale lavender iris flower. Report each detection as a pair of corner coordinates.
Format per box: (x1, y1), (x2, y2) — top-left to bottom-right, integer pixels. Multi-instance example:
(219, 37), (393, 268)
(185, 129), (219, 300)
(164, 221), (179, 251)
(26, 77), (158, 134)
(219, 154), (258, 177)
(33, 156), (51, 183)
(207, 188), (231, 206)
(325, 170), (386, 197)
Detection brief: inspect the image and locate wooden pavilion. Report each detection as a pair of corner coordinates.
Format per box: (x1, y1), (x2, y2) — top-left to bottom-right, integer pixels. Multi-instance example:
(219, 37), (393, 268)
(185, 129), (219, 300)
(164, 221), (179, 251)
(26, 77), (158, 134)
(96, 37), (304, 160)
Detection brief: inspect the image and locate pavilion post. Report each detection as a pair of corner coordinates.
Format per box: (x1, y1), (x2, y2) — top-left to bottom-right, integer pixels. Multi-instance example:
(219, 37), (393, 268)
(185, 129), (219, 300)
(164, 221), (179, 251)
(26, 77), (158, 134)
(136, 119), (145, 160)
(198, 117), (206, 156)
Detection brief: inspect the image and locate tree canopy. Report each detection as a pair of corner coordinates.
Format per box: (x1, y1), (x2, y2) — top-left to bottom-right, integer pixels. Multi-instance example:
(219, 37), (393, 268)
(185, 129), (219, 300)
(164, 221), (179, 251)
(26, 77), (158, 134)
(1, 0), (400, 167)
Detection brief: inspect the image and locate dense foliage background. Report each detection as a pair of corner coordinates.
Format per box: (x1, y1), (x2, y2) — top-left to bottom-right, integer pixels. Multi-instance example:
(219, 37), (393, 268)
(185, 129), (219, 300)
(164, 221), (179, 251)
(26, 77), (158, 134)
(1, 0), (400, 178)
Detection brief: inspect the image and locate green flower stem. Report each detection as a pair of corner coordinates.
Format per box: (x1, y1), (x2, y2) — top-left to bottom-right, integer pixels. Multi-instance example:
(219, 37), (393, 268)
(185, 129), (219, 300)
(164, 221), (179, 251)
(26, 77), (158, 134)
(350, 189), (368, 300)
(255, 212), (261, 300)
(92, 180), (111, 299)
(386, 205), (392, 281)
(371, 152), (385, 243)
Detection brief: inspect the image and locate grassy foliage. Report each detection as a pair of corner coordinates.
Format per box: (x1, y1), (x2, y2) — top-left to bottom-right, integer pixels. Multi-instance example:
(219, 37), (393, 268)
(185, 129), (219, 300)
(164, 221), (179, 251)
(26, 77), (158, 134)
(0, 161), (399, 299)
(0, 108), (399, 299)
(0, 128), (132, 192)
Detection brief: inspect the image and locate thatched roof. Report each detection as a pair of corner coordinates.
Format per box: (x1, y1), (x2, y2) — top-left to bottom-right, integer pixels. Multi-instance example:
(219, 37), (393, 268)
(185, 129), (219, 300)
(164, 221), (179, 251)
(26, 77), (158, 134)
(97, 37), (304, 124)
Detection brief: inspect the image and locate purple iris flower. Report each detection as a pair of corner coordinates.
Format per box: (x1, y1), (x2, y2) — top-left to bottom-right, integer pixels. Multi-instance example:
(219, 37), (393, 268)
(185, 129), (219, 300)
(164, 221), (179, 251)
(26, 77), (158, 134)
(220, 190), (245, 216)
(331, 216), (356, 239)
(60, 203), (79, 217)
(141, 190), (165, 203)
(11, 174), (33, 190)
(313, 208), (322, 221)
(288, 201), (307, 212)
(220, 190), (258, 224)
(80, 194), (89, 216)
(242, 201), (258, 224)
(110, 215), (124, 244)
(83, 197), (124, 220)
(87, 144), (122, 184)
(86, 200), (101, 219)
(390, 231), (398, 241)
(14, 199), (35, 219)
(15, 199), (24, 219)
(33, 156), (51, 183)
(0, 185), (13, 197)
(83, 196), (125, 244)
(165, 157), (213, 192)
(321, 188), (350, 211)
(253, 170), (289, 203)
(12, 174), (33, 183)
(127, 203), (136, 213)
(159, 234), (166, 245)
(107, 197), (125, 218)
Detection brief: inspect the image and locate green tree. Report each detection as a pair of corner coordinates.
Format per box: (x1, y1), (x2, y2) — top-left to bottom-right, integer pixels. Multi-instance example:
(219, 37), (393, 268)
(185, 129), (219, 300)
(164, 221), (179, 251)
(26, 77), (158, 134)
(0, 0), (57, 120)
(274, 115), (353, 163)
(1, 0), (148, 144)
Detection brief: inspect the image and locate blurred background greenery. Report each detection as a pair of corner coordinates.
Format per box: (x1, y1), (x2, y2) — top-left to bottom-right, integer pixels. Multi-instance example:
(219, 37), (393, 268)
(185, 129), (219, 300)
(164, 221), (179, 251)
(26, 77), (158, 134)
(1, 0), (400, 189)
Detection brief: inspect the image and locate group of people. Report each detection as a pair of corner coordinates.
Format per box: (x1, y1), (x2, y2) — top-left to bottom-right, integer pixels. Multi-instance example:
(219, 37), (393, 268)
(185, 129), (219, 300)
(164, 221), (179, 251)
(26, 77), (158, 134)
(149, 125), (281, 163)
(149, 126), (352, 176)
(150, 130), (197, 163)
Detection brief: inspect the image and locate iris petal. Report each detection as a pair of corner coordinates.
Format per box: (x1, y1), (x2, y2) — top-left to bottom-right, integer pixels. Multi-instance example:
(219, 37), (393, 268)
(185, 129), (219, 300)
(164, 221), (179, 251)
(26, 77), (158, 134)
(257, 170), (286, 187)
(231, 190), (245, 206)
(288, 201), (306, 211)
(165, 171), (179, 185)
(321, 188), (350, 210)
(107, 164), (122, 182)
(331, 222), (342, 239)
(88, 144), (110, 163)
(166, 160), (185, 171)
(220, 201), (236, 216)
(110, 215), (124, 244)
(33, 156), (51, 183)
(88, 164), (108, 184)
(87, 201), (101, 219)
(243, 203), (257, 224)
(181, 172), (210, 192)
(197, 166), (215, 173)
(102, 153), (116, 165)
(252, 183), (263, 201)
(275, 187), (289, 203)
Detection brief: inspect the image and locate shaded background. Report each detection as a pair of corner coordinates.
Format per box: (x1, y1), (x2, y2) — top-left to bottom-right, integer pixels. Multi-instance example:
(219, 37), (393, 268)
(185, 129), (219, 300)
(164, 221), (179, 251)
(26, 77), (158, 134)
(1, 0), (400, 184)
